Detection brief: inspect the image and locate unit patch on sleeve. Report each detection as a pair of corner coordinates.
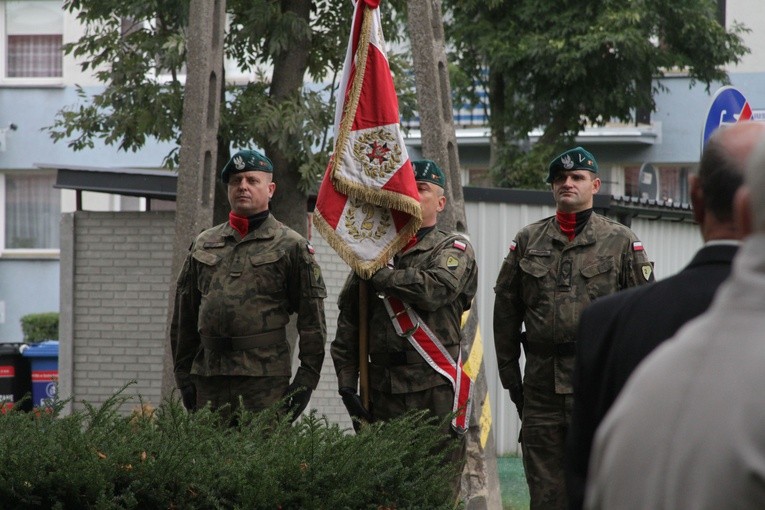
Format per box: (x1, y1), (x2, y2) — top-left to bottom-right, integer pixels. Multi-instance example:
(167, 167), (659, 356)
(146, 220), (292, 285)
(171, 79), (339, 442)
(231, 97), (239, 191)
(446, 256), (460, 269)
(632, 241), (644, 251)
(509, 240), (517, 252)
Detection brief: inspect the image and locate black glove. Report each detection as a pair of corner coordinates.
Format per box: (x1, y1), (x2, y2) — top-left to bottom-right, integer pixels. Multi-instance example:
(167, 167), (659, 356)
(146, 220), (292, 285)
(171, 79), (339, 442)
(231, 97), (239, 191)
(339, 387), (374, 433)
(284, 382), (312, 423)
(508, 389), (523, 419)
(180, 384), (197, 411)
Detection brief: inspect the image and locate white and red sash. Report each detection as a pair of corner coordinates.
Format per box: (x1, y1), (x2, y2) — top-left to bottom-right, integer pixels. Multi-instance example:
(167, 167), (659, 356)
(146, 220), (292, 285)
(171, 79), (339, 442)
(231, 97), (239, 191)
(382, 295), (473, 434)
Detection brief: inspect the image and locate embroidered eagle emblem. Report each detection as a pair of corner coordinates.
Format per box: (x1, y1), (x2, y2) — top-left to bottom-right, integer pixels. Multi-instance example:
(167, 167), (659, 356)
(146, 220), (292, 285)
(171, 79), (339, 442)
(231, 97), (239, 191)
(233, 155), (246, 170)
(561, 154), (574, 169)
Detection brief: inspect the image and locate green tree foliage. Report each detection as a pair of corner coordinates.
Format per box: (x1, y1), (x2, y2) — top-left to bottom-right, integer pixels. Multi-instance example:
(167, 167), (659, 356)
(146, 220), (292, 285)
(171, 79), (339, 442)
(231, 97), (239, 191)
(443, 0), (749, 188)
(48, 0), (414, 196)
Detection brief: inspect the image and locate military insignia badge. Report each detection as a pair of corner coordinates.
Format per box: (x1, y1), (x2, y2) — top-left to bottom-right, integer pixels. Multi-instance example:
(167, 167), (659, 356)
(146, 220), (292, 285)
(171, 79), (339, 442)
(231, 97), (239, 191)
(446, 256), (459, 269)
(561, 154), (574, 169)
(509, 240), (517, 252)
(633, 241), (644, 251)
(642, 264), (653, 281)
(307, 242), (315, 254)
(453, 240), (467, 251)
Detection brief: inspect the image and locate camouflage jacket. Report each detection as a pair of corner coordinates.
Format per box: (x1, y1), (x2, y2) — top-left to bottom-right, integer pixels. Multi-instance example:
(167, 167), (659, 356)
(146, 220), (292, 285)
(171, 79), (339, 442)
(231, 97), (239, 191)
(171, 214), (326, 390)
(331, 228), (478, 394)
(493, 213), (654, 397)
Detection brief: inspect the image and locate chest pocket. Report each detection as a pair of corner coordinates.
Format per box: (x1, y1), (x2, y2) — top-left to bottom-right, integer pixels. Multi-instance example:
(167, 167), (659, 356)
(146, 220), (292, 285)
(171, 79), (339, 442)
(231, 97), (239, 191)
(519, 257), (552, 306)
(581, 258), (617, 300)
(192, 250), (221, 294)
(250, 249), (286, 294)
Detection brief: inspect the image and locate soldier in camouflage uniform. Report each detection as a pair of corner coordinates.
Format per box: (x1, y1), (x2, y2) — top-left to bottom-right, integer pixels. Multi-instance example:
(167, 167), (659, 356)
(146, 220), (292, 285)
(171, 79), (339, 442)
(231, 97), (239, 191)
(493, 147), (654, 510)
(171, 149), (326, 423)
(331, 160), (477, 454)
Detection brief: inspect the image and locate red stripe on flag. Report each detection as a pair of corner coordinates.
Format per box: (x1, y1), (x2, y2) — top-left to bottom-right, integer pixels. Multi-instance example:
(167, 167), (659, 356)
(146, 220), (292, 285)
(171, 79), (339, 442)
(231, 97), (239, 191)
(354, 46), (399, 130)
(315, 169), (347, 230)
(381, 159), (416, 193)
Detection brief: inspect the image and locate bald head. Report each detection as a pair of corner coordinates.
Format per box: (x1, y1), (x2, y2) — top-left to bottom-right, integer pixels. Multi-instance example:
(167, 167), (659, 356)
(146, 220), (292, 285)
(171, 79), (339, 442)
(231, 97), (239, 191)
(693, 122), (765, 240)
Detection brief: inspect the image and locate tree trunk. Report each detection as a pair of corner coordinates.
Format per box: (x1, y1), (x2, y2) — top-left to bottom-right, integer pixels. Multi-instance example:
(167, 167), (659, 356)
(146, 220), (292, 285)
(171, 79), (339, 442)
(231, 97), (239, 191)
(265, 0), (312, 238)
(406, 1), (502, 508)
(161, 0), (227, 400)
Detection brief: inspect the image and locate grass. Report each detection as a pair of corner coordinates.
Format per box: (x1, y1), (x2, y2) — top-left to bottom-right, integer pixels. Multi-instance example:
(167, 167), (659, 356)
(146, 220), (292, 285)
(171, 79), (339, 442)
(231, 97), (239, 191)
(498, 455), (529, 510)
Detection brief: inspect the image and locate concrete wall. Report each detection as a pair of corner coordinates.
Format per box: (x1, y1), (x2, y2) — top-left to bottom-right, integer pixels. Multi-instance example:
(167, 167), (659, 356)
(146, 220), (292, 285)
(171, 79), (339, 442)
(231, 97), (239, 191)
(59, 211), (174, 414)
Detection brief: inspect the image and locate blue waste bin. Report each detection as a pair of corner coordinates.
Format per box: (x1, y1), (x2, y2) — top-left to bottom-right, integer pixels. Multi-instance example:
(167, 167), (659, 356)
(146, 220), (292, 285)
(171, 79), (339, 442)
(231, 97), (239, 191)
(0, 343), (32, 412)
(21, 340), (59, 408)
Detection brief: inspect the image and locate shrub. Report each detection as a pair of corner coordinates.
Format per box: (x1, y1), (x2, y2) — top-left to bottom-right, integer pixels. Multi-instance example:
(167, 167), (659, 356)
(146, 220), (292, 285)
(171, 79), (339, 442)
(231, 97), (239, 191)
(0, 386), (460, 509)
(20, 312), (59, 344)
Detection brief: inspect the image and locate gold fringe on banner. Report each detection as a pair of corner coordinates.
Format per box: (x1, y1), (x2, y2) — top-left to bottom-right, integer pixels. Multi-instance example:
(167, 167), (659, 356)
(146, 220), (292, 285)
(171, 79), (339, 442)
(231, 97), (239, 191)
(315, 4), (422, 279)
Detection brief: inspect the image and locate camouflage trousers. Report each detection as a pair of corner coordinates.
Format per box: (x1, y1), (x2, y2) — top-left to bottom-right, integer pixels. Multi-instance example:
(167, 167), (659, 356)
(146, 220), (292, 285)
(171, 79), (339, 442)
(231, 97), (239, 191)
(371, 385), (466, 498)
(520, 390), (573, 510)
(192, 374), (290, 424)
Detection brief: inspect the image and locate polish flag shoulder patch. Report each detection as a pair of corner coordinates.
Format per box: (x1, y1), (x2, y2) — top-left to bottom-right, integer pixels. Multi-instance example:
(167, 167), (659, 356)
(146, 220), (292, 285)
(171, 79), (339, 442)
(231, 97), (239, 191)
(632, 241), (644, 251)
(307, 243), (315, 254)
(453, 240), (467, 251)
(509, 240), (517, 252)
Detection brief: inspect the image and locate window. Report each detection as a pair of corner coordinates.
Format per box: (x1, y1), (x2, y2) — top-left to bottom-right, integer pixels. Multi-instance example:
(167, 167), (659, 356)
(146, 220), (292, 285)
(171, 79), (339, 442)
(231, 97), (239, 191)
(1, 172), (60, 251)
(624, 165), (691, 205)
(1, 1), (63, 82)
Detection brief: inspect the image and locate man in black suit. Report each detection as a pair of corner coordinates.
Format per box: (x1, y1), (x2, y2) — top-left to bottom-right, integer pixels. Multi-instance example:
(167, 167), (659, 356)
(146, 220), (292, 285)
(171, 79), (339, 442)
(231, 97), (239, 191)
(564, 120), (765, 510)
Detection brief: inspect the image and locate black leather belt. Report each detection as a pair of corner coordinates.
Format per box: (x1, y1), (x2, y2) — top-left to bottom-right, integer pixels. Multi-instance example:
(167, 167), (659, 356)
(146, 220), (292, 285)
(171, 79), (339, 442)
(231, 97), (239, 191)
(370, 346), (461, 366)
(200, 329), (286, 351)
(523, 341), (576, 357)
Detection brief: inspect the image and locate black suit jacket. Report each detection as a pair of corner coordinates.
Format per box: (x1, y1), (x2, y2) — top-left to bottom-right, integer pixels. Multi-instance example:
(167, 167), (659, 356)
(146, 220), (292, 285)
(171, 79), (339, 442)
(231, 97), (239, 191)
(564, 243), (739, 510)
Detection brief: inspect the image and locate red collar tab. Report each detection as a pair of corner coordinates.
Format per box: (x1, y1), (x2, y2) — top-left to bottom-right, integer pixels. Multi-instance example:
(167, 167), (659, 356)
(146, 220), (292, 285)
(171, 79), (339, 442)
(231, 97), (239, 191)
(228, 212), (249, 237)
(556, 211), (577, 241)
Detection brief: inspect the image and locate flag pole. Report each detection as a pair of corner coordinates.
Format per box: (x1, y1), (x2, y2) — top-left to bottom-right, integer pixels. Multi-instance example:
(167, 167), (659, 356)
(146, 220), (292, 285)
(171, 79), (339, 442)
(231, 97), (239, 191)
(359, 280), (370, 409)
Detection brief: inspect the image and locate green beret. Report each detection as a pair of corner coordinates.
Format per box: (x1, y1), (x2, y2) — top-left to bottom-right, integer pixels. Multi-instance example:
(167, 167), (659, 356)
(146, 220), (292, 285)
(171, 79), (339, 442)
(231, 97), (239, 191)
(221, 149), (273, 183)
(412, 159), (446, 188)
(546, 146), (598, 183)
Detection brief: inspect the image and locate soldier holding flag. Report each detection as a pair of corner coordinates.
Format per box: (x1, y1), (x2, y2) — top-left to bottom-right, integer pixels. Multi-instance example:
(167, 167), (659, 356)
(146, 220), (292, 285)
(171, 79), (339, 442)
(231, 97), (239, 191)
(312, 0), (477, 482)
(330, 160), (477, 478)
(314, 0), (477, 499)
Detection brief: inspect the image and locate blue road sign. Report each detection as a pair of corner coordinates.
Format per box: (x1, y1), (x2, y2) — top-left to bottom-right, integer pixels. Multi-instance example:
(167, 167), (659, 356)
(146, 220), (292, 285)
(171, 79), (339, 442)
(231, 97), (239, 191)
(701, 86), (752, 151)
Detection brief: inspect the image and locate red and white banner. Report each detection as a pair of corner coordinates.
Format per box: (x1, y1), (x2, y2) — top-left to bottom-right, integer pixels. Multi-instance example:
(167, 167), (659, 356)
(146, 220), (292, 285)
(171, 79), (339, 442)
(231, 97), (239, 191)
(384, 295), (473, 434)
(314, 0), (421, 279)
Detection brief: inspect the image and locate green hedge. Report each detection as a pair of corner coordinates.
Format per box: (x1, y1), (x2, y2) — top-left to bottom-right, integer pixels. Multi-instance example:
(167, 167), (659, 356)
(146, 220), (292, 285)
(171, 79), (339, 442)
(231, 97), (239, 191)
(20, 312), (59, 344)
(0, 387), (460, 509)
